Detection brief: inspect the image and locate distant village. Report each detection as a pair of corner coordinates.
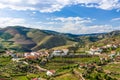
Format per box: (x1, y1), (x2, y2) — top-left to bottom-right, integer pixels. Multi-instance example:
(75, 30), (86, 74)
(87, 43), (120, 61)
(5, 43), (120, 60)
(2, 42), (120, 79)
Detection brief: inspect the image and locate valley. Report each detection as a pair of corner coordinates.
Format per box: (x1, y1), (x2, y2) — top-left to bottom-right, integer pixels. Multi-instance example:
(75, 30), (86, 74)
(0, 26), (120, 80)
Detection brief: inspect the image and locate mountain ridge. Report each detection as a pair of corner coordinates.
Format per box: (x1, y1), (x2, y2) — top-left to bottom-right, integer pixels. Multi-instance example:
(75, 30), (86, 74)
(0, 26), (119, 52)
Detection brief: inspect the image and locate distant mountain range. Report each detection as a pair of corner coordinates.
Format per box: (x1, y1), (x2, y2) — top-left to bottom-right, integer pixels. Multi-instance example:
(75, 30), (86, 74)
(0, 26), (119, 52)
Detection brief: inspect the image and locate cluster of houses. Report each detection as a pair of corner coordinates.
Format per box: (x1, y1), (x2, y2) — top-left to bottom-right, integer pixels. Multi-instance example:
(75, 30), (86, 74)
(87, 47), (103, 55)
(101, 44), (119, 49)
(87, 43), (120, 55)
(5, 49), (69, 79)
(5, 50), (50, 61)
(6, 50), (57, 79)
(6, 48), (69, 59)
(3, 43), (120, 80)
(79, 63), (96, 69)
(24, 51), (49, 59)
(85, 43), (120, 63)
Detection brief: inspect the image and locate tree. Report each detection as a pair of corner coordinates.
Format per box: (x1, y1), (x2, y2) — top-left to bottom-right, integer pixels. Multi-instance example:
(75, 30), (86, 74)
(1, 33), (13, 40)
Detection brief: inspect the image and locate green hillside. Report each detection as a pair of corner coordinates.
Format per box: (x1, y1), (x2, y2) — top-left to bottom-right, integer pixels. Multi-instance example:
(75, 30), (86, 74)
(0, 26), (119, 52)
(0, 26), (77, 51)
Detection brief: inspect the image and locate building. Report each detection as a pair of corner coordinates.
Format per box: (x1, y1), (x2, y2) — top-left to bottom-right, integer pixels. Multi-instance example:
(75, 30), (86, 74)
(51, 49), (69, 56)
(88, 48), (103, 55)
(79, 63), (87, 68)
(24, 51), (49, 59)
(99, 54), (109, 61)
(25, 55), (38, 60)
(46, 70), (56, 76)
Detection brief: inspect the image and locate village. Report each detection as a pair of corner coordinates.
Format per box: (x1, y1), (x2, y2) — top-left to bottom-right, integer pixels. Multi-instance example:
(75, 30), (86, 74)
(2, 42), (120, 80)
(6, 43), (120, 61)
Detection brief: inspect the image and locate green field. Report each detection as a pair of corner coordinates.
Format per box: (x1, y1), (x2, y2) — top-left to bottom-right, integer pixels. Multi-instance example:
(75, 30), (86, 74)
(1, 54), (117, 80)
(103, 62), (120, 79)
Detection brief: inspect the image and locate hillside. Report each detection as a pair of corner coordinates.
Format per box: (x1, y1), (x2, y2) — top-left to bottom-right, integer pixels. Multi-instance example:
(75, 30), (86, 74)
(0, 26), (77, 51)
(90, 30), (120, 47)
(0, 26), (119, 52)
(76, 30), (120, 47)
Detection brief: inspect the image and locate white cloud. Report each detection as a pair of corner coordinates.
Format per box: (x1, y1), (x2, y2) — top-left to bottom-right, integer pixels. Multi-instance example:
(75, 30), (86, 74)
(98, 0), (120, 10)
(51, 17), (94, 24)
(0, 17), (27, 28)
(40, 17), (119, 34)
(0, 17), (119, 34)
(57, 23), (119, 34)
(0, 0), (120, 12)
(111, 17), (120, 21)
(57, 22), (115, 34)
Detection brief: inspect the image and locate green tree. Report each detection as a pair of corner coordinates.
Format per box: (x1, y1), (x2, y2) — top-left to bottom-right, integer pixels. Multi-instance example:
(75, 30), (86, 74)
(1, 33), (13, 40)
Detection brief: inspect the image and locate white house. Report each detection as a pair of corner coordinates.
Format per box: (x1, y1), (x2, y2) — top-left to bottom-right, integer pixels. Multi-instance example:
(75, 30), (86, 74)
(51, 49), (69, 56)
(24, 52), (30, 57)
(12, 58), (21, 62)
(46, 70), (56, 76)
(62, 49), (69, 55)
(88, 48), (103, 55)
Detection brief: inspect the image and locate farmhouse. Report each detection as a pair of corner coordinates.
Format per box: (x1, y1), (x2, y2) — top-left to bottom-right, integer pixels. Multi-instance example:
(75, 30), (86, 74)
(12, 58), (21, 62)
(46, 70), (56, 76)
(51, 49), (69, 56)
(87, 48), (103, 55)
(24, 51), (49, 59)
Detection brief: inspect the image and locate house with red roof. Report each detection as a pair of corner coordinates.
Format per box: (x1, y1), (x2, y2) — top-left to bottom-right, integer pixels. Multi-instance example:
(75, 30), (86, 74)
(46, 70), (56, 76)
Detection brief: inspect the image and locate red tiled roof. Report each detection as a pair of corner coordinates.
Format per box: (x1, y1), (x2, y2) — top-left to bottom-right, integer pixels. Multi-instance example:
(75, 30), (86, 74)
(49, 70), (56, 74)
(25, 55), (37, 59)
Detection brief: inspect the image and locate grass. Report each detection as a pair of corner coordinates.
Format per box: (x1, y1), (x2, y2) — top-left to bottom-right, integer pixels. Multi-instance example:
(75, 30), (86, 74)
(103, 62), (120, 79)
(44, 62), (70, 70)
(44, 56), (100, 70)
(103, 63), (120, 72)
(51, 56), (100, 63)
(12, 76), (28, 80)
(52, 45), (73, 50)
(0, 56), (12, 66)
(53, 73), (79, 80)
(43, 56), (100, 80)
(0, 54), (102, 80)
(42, 56), (100, 80)
(26, 73), (41, 79)
(74, 68), (85, 73)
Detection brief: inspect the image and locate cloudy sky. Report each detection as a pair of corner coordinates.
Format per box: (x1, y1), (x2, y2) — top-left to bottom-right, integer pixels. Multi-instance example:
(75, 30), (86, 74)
(0, 0), (120, 34)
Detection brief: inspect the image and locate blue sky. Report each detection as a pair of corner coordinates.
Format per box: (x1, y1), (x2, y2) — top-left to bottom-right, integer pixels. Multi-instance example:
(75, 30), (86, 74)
(0, 0), (120, 34)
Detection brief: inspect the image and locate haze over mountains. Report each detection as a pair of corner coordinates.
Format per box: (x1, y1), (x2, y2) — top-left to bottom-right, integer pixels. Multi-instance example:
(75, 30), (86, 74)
(0, 26), (119, 52)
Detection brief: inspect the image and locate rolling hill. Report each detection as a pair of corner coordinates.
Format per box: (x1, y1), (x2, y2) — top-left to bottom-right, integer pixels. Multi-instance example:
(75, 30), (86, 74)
(0, 26), (77, 51)
(91, 30), (120, 47)
(0, 26), (119, 52)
